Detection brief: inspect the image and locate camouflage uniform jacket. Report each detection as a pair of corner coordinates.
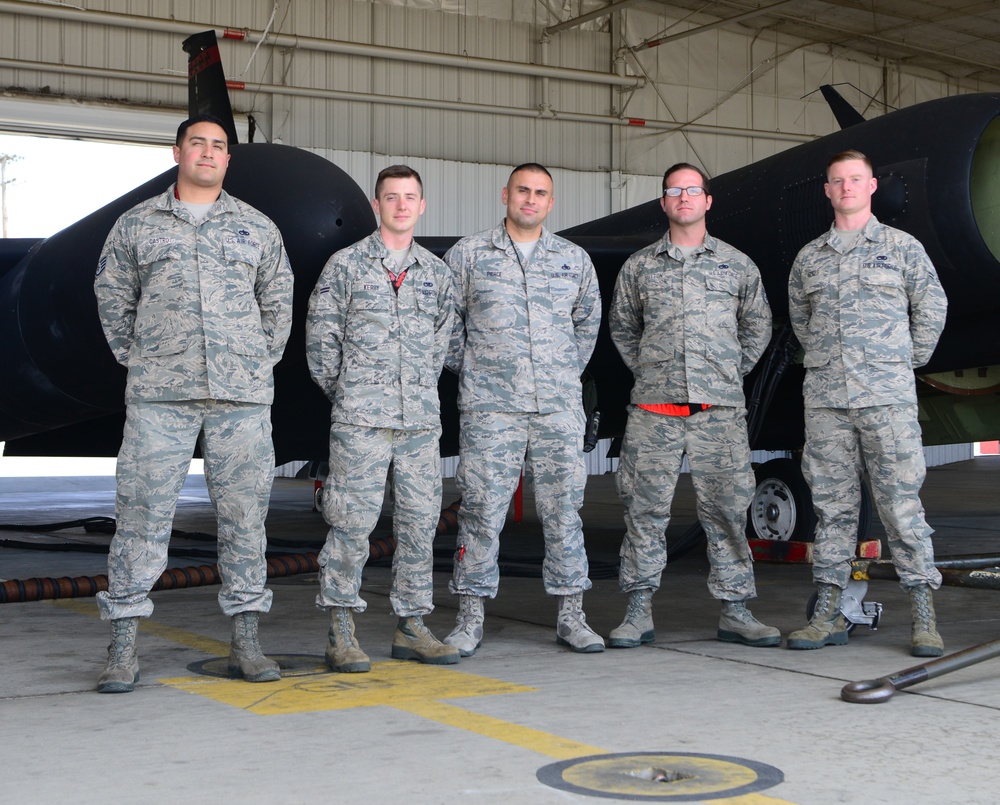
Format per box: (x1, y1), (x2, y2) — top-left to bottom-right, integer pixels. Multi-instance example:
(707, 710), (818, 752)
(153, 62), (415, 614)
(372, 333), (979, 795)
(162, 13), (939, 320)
(788, 216), (947, 408)
(610, 231), (771, 406)
(445, 222), (601, 414)
(94, 185), (293, 405)
(305, 230), (454, 430)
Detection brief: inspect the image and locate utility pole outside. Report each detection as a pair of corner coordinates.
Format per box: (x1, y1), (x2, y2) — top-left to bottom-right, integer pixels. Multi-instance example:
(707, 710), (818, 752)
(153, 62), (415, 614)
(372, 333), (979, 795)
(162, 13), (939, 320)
(0, 154), (22, 238)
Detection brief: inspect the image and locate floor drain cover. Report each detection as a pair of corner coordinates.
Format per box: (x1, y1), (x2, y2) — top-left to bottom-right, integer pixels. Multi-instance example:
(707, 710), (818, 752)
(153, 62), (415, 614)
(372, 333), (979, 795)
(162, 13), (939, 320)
(537, 752), (783, 800)
(186, 654), (327, 678)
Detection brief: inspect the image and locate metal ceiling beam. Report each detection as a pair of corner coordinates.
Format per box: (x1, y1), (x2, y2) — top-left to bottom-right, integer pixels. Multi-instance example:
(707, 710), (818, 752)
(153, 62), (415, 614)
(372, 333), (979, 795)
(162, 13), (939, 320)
(0, 0), (643, 88)
(0, 56), (815, 144)
(678, 0), (1000, 76)
(631, 0), (801, 50)
(543, 0), (647, 36)
(771, 11), (1000, 74)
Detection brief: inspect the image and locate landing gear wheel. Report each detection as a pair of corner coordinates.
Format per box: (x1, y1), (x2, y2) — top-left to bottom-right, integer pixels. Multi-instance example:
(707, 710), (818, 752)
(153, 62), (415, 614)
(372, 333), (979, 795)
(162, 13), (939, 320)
(746, 458), (817, 542)
(746, 459), (873, 543)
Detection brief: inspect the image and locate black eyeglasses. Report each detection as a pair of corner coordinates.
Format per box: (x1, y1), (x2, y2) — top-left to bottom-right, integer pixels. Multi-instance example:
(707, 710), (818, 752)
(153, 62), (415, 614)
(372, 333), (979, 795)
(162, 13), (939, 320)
(663, 186), (706, 197)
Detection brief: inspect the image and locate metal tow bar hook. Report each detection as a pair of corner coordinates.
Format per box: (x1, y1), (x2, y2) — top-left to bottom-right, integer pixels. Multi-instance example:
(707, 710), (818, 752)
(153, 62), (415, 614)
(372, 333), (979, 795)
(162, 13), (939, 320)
(841, 637), (1000, 704)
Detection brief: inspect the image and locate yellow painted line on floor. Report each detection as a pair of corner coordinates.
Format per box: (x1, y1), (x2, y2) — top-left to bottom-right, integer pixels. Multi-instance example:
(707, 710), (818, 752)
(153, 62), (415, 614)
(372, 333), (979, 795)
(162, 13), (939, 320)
(162, 661), (536, 716)
(49, 597), (231, 656)
(161, 663), (797, 803)
(52, 599), (797, 803)
(394, 698), (605, 760)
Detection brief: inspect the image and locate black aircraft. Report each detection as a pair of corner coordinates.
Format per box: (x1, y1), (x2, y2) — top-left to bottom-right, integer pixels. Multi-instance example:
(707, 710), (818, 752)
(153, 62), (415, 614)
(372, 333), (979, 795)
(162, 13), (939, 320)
(3, 32), (1000, 543)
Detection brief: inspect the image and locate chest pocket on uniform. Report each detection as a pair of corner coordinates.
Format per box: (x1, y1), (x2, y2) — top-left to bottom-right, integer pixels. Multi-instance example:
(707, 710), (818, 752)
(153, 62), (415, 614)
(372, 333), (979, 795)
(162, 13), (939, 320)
(860, 269), (905, 299)
(134, 241), (185, 356)
(704, 272), (740, 334)
(547, 271), (579, 320)
(861, 269), (910, 362)
(797, 271), (832, 368)
(222, 240), (262, 298)
(705, 273), (740, 296)
(349, 286), (393, 348)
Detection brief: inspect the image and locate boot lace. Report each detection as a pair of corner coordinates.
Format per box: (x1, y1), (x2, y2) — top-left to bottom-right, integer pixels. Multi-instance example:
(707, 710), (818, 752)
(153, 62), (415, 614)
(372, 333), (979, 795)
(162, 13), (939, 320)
(625, 590), (651, 624)
(912, 593), (933, 628)
(108, 619), (137, 665)
(333, 609), (355, 642)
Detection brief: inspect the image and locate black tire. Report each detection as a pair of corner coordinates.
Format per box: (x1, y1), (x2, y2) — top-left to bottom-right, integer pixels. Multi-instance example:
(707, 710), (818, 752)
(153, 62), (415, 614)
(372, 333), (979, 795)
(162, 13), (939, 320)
(745, 459), (872, 542)
(746, 458), (817, 542)
(856, 480), (873, 540)
(667, 521), (706, 563)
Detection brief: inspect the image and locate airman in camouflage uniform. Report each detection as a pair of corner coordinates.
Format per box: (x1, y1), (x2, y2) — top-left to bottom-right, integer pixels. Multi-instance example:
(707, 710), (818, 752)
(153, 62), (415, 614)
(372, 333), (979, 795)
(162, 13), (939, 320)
(786, 150), (948, 656)
(93, 115), (293, 693)
(608, 163), (779, 649)
(306, 165), (459, 670)
(443, 163), (604, 656)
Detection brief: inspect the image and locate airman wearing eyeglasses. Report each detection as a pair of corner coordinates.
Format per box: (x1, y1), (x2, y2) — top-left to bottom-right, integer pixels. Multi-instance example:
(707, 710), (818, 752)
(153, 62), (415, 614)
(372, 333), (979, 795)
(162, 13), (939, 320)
(607, 162), (776, 649)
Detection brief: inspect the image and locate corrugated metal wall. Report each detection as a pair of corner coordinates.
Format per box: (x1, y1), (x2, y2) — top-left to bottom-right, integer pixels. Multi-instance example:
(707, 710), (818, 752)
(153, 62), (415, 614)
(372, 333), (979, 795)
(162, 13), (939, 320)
(3, 0), (995, 227)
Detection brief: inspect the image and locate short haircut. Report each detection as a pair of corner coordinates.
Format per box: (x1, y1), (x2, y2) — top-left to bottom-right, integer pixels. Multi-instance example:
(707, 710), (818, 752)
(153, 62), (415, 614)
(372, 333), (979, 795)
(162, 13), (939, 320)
(375, 164), (423, 199)
(826, 149), (873, 177)
(175, 114), (230, 147)
(508, 163), (553, 186)
(662, 162), (711, 195)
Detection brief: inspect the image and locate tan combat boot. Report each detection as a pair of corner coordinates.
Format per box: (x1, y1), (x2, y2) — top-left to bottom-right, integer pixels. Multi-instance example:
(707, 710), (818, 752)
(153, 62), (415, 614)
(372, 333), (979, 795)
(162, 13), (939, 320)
(326, 607), (371, 672)
(97, 616), (140, 694)
(392, 616), (461, 665)
(228, 611), (281, 682)
(910, 584), (944, 658)
(718, 600), (781, 647)
(786, 583), (849, 649)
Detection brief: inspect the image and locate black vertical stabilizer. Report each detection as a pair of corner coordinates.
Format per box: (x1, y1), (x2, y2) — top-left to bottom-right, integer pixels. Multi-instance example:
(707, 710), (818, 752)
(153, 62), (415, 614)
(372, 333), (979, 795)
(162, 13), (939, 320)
(182, 30), (239, 145)
(820, 84), (867, 129)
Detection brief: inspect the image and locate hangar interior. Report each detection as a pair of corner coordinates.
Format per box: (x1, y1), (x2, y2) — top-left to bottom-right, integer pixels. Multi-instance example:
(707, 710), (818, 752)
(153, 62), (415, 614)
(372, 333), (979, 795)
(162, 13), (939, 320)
(3, 3), (1000, 804)
(3, 0), (1000, 235)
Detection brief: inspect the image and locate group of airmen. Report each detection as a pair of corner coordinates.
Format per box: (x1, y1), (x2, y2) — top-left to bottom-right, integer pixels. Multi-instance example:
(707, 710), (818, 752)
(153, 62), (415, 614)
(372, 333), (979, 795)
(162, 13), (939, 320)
(91, 114), (947, 693)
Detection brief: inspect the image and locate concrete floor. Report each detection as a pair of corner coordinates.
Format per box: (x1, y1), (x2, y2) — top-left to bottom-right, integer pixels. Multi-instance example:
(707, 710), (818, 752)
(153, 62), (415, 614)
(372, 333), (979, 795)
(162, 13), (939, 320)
(1, 457), (999, 804)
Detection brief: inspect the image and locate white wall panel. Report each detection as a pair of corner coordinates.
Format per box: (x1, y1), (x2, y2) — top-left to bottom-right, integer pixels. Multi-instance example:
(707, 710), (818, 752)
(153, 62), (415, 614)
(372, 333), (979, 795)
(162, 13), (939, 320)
(925, 444), (974, 468)
(311, 147), (609, 238)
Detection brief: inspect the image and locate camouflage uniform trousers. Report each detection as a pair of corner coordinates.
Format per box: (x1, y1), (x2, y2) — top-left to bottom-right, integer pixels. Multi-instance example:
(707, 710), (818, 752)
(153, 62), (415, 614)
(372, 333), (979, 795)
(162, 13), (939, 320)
(96, 399), (276, 620)
(450, 408), (591, 598)
(615, 405), (757, 601)
(317, 424), (442, 617)
(803, 404), (942, 590)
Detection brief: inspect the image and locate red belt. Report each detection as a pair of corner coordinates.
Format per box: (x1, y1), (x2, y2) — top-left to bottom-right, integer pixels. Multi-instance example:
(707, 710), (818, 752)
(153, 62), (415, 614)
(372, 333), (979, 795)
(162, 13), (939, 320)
(638, 403), (712, 417)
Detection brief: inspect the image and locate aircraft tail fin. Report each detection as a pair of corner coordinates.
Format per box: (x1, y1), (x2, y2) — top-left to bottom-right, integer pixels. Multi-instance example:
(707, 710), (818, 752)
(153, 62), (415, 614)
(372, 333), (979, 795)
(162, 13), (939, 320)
(182, 30), (239, 145)
(820, 84), (866, 129)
